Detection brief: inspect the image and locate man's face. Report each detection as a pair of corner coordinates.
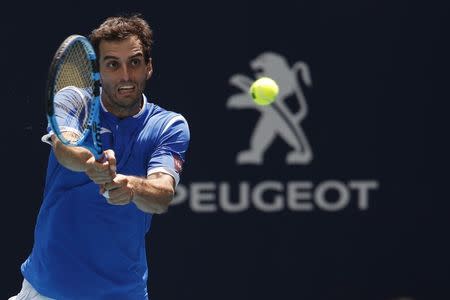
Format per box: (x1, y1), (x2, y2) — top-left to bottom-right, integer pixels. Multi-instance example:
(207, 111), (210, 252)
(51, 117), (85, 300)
(98, 36), (152, 116)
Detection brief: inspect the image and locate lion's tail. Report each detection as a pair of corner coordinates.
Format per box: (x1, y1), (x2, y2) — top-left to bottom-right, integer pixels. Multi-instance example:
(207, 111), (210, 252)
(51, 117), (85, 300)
(290, 62), (312, 122)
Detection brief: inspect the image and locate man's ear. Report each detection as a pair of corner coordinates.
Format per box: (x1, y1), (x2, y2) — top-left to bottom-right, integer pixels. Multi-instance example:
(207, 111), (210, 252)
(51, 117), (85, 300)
(146, 58), (153, 80)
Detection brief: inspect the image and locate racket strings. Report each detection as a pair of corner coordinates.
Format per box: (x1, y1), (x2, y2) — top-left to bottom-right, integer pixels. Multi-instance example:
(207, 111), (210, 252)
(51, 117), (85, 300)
(53, 41), (95, 143)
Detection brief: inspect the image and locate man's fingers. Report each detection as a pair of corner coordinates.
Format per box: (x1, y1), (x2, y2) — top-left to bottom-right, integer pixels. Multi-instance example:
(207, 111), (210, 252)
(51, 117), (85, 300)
(94, 161), (110, 172)
(105, 194), (130, 205)
(92, 173), (115, 182)
(106, 201), (128, 206)
(104, 150), (117, 173)
(99, 184), (106, 194)
(104, 185), (132, 205)
(104, 183), (120, 191)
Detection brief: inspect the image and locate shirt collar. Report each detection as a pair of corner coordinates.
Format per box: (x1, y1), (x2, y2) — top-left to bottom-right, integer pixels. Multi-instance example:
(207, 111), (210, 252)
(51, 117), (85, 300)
(100, 91), (148, 119)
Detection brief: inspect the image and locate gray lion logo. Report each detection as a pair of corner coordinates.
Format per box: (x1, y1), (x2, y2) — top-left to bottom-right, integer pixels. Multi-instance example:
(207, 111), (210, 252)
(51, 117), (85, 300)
(227, 52), (313, 165)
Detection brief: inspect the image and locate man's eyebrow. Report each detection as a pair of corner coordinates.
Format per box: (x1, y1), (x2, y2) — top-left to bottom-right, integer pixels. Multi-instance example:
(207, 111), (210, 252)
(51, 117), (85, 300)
(102, 55), (118, 61)
(102, 53), (144, 61)
(129, 53), (144, 59)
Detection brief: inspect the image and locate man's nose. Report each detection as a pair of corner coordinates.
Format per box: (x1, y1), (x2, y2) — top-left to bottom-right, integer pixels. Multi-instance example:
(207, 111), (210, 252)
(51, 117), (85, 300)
(120, 65), (130, 81)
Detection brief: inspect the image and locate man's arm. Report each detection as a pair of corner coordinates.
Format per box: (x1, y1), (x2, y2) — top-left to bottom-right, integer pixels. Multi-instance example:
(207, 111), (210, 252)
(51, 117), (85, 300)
(101, 172), (175, 214)
(102, 113), (189, 214)
(52, 134), (93, 172)
(51, 134), (116, 184)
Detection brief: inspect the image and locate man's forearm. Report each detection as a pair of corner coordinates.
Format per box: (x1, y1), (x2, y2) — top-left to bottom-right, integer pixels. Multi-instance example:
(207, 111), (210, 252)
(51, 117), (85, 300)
(52, 136), (92, 172)
(128, 175), (175, 214)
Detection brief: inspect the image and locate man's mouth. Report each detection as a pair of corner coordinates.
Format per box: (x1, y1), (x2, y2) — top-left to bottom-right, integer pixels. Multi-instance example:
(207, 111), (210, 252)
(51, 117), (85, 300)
(117, 85), (136, 94)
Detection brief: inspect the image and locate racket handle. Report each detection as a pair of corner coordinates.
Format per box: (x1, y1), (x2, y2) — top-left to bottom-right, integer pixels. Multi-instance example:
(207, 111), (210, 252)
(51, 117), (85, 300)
(96, 152), (108, 163)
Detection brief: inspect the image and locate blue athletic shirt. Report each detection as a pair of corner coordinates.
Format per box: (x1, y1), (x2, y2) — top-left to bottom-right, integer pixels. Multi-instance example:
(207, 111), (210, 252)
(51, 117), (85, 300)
(21, 87), (190, 299)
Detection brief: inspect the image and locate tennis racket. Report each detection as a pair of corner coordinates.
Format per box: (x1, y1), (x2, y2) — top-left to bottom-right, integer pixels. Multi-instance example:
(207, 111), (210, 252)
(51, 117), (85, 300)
(45, 34), (104, 161)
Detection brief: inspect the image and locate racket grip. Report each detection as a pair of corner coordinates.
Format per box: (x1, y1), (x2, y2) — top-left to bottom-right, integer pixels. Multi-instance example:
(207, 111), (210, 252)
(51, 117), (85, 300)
(96, 152), (108, 163)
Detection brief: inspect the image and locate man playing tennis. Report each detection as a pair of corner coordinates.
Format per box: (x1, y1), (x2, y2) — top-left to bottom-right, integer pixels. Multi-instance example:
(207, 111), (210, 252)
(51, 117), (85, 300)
(10, 14), (190, 300)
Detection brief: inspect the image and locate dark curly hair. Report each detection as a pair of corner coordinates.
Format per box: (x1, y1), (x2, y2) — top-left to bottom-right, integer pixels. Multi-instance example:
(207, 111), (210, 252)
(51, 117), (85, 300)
(89, 14), (153, 63)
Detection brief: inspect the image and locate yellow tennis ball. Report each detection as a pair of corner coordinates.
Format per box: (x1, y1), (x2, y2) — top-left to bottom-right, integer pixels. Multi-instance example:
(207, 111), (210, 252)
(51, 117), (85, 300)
(249, 77), (279, 105)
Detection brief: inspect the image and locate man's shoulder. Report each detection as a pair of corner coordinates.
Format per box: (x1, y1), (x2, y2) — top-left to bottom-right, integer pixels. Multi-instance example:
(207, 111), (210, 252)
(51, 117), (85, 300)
(147, 102), (187, 124)
(144, 103), (189, 139)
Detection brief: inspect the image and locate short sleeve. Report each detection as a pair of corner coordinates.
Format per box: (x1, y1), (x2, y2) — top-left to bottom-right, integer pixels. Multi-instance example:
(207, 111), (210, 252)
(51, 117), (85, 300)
(147, 115), (190, 186)
(41, 87), (90, 145)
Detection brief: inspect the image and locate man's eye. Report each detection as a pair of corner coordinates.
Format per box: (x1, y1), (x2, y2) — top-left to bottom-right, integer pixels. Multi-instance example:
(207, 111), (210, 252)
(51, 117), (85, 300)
(106, 61), (118, 68)
(130, 59), (141, 66)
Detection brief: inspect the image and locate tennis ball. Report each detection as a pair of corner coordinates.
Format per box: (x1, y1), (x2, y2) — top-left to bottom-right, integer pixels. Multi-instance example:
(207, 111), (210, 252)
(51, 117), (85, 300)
(249, 77), (279, 105)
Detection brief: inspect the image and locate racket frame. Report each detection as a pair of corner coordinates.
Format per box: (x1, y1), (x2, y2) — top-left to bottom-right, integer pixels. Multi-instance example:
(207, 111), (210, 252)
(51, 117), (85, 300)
(45, 35), (103, 160)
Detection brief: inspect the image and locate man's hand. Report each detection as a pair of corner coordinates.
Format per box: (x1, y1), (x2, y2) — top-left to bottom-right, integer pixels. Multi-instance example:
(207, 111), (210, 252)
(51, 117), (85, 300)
(100, 174), (134, 206)
(85, 149), (117, 184)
